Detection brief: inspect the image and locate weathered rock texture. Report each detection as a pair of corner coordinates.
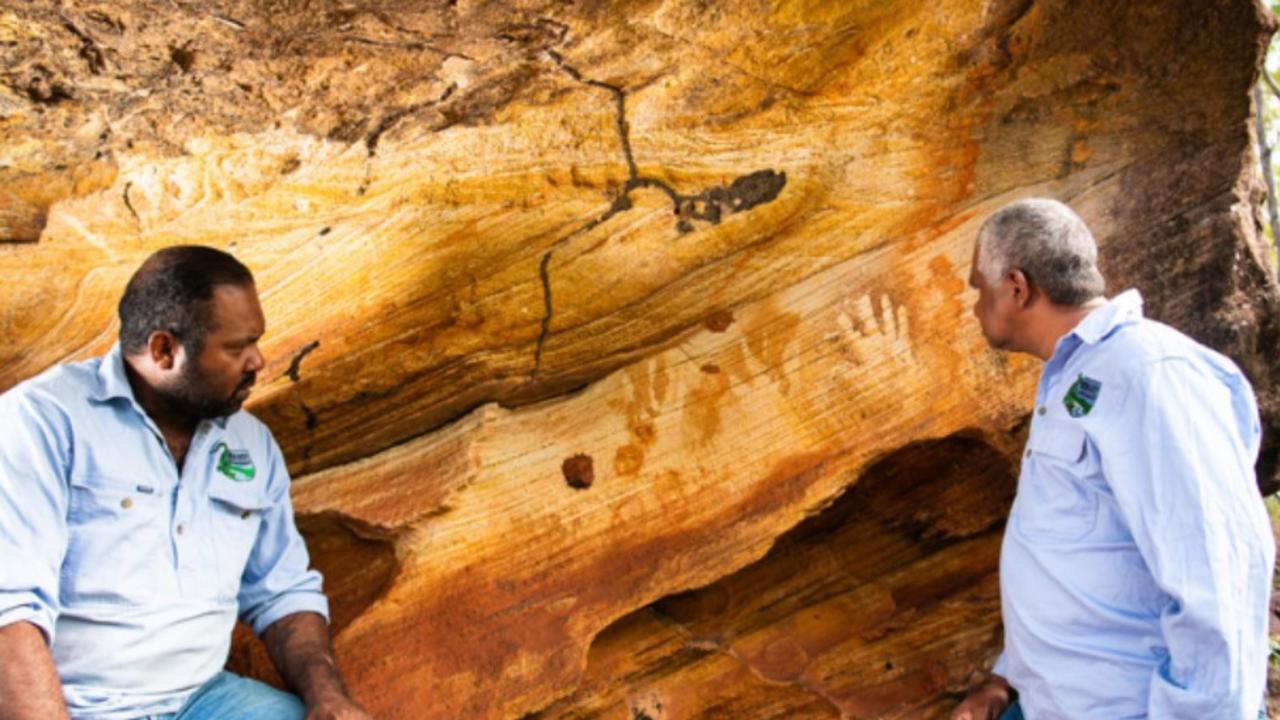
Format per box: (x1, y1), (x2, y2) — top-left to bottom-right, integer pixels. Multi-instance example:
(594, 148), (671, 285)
(3, 0), (1278, 718)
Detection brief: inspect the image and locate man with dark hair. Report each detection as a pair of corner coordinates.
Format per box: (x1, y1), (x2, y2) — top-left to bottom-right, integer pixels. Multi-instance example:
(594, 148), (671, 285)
(951, 199), (1274, 720)
(0, 247), (369, 719)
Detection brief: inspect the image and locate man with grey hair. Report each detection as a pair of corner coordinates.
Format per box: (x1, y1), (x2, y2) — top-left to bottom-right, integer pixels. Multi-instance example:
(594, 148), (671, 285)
(950, 198), (1274, 720)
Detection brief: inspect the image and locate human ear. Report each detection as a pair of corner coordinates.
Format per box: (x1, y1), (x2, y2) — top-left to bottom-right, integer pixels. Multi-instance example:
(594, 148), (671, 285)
(147, 331), (180, 371)
(1007, 268), (1032, 309)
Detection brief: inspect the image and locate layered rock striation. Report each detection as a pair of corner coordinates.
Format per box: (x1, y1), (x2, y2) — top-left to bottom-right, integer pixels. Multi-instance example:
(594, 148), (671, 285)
(3, 0), (1278, 717)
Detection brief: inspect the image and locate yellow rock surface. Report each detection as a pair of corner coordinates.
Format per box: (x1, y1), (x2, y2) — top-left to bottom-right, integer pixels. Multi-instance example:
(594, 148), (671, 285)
(3, 0), (1278, 717)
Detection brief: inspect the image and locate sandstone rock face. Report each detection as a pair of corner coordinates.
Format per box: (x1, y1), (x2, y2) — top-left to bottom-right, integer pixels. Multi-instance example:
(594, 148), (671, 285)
(3, 1), (1278, 718)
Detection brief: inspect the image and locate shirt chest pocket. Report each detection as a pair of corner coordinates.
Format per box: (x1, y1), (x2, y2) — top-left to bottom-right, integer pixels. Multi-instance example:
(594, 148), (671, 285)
(206, 482), (270, 600)
(1014, 419), (1099, 543)
(65, 475), (168, 604)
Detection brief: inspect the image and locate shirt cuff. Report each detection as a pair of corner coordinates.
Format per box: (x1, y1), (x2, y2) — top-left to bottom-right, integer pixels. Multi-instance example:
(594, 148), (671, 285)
(0, 600), (55, 645)
(245, 591), (330, 636)
(992, 650), (1008, 677)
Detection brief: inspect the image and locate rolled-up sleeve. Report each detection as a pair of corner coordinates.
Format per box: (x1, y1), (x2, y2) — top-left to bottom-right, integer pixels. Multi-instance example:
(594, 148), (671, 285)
(0, 390), (71, 644)
(237, 431), (328, 636)
(1095, 358), (1273, 720)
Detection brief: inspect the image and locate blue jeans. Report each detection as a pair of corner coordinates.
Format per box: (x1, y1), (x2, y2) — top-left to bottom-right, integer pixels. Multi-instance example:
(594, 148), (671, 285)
(148, 672), (305, 720)
(999, 700), (1025, 720)
(999, 699), (1268, 719)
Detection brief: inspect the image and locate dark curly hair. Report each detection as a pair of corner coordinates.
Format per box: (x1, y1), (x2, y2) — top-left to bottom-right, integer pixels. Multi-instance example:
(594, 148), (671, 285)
(117, 246), (254, 355)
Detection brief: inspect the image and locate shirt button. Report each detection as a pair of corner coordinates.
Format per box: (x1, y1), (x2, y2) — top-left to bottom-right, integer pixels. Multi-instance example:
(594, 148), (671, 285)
(176, 524), (185, 535)
(241, 510), (252, 519)
(1025, 449), (1032, 458)
(1037, 406), (1047, 416)
(120, 498), (133, 509)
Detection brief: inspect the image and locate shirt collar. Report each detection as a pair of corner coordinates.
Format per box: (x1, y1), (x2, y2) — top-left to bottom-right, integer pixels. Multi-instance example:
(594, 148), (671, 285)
(91, 343), (136, 403)
(90, 344), (229, 429)
(1070, 288), (1144, 345)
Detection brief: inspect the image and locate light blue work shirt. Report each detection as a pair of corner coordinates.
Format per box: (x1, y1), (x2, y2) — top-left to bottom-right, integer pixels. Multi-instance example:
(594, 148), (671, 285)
(993, 290), (1274, 719)
(0, 345), (328, 720)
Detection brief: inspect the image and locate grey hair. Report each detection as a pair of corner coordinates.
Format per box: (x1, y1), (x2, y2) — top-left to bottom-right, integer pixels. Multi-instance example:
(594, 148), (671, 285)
(976, 198), (1105, 306)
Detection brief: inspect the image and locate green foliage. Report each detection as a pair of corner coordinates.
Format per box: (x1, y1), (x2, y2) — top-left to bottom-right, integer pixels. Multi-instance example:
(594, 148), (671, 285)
(1260, 9), (1280, 267)
(1263, 495), (1279, 683)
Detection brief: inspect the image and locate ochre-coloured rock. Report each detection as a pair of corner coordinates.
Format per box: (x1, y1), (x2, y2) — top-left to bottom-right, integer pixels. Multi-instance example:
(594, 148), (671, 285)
(529, 436), (1019, 720)
(2, 1), (1278, 718)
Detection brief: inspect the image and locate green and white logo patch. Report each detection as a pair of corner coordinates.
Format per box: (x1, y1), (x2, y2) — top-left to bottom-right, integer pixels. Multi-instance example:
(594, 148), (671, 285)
(1063, 373), (1102, 418)
(214, 442), (256, 482)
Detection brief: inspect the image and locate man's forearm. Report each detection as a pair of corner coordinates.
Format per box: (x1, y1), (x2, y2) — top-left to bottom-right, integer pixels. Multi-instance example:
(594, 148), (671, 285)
(261, 612), (350, 707)
(0, 621), (69, 720)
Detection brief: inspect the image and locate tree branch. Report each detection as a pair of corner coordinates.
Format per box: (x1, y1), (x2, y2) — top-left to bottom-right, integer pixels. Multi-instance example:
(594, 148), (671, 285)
(1263, 70), (1280, 104)
(1253, 85), (1280, 247)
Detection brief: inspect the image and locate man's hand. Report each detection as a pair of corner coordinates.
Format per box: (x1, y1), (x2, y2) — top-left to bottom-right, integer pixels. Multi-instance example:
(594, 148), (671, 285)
(262, 612), (370, 719)
(304, 694), (371, 720)
(0, 621), (70, 720)
(950, 675), (1014, 720)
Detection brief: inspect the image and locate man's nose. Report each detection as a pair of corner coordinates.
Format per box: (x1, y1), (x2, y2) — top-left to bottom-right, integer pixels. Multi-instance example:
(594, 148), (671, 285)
(245, 345), (265, 374)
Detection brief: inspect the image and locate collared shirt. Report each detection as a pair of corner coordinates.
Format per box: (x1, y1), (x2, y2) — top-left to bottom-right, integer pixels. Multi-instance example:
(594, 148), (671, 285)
(0, 345), (328, 720)
(993, 290), (1274, 719)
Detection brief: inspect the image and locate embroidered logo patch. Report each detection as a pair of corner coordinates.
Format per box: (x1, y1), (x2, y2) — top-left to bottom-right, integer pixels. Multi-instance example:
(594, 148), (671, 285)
(1063, 373), (1102, 418)
(214, 443), (256, 482)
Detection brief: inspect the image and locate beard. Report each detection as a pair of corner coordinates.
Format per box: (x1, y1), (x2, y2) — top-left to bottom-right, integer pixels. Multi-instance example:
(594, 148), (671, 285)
(167, 360), (256, 420)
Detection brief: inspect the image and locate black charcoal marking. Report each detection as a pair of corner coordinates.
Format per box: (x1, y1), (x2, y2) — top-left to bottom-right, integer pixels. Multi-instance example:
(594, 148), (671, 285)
(284, 341), (320, 382)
